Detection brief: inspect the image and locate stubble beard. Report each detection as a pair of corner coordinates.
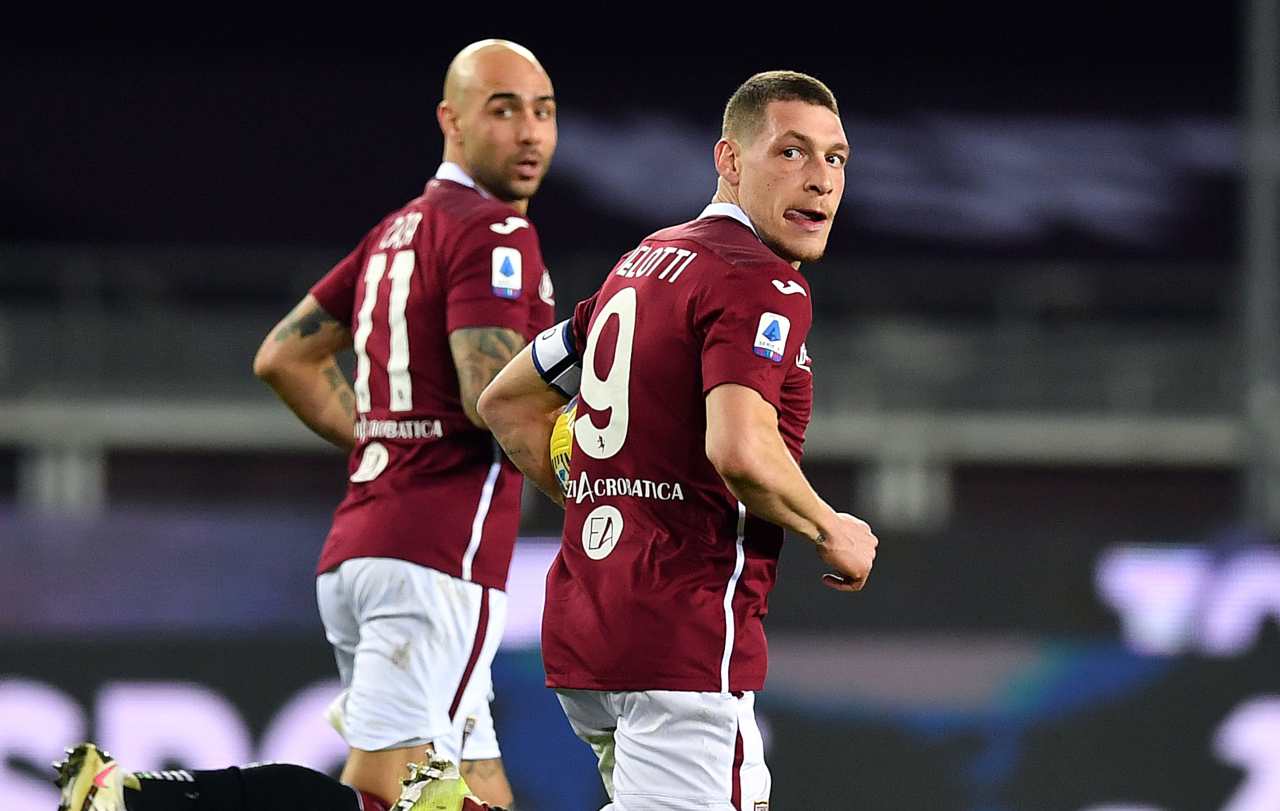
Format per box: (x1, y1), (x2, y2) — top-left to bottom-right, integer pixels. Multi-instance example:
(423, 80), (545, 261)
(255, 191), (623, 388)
(759, 226), (827, 266)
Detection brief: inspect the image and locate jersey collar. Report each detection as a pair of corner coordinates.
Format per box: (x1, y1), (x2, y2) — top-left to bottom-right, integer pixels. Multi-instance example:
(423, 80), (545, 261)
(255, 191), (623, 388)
(433, 162), (492, 198)
(698, 202), (759, 238)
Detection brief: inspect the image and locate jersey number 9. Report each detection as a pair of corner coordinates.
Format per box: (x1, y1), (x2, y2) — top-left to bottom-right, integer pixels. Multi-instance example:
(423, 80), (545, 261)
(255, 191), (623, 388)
(575, 287), (637, 460)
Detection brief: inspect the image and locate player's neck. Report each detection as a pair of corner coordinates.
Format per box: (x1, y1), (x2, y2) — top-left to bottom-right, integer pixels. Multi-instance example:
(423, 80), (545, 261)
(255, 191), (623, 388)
(441, 154), (529, 216)
(709, 188), (802, 270)
(710, 181), (740, 210)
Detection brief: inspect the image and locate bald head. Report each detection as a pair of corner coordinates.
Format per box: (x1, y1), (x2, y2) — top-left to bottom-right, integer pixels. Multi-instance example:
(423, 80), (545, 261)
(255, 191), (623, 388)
(436, 39), (557, 211)
(444, 39), (548, 109)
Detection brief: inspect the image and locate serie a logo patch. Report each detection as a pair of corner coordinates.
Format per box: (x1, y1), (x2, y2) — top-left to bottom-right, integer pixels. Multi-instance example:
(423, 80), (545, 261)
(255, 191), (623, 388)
(491, 247), (523, 299)
(753, 312), (790, 362)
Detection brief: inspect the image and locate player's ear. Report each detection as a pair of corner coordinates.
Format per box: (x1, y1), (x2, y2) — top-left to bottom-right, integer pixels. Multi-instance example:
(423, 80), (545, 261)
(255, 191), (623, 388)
(437, 100), (462, 144)
(713, 139), (741, 186)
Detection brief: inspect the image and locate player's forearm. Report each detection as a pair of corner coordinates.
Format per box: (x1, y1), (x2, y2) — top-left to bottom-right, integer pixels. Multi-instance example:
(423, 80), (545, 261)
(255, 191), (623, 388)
(257, 356), (357, 452)
(711, 427), (838, 543)
(491, 410), (565, 507)
(478, 345), (570, 506)
(450, 327), (527, 430)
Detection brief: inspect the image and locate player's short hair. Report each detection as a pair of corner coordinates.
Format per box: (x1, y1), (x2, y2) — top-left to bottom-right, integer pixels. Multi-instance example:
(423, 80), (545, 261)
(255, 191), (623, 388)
(721, 71), (839, 143)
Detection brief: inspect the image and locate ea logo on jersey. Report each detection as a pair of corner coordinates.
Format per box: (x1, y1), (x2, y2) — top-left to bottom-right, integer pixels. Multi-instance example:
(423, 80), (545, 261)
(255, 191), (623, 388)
(491, 247), (523, 299)
(753, 312), (791, 362)
(582, 505), (623, 560)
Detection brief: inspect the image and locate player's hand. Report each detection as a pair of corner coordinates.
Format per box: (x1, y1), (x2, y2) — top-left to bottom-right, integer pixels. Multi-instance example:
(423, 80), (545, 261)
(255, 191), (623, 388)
(814, 512), (878, 592)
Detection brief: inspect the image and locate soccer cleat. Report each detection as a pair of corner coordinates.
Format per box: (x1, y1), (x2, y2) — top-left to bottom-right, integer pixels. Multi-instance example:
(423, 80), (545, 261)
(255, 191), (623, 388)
(52, 743), (139, 811)
(391, 758), (492, 811)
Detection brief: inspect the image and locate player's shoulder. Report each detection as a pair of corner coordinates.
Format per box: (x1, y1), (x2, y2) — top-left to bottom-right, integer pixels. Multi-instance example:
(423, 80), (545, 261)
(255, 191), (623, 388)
(420, 179), (537, 242)
(649, 217), (810, 300)
(651, 216), (790, 273)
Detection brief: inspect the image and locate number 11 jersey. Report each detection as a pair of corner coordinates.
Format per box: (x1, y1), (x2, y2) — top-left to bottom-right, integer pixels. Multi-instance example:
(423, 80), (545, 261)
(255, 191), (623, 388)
(309, 164), (554, 591)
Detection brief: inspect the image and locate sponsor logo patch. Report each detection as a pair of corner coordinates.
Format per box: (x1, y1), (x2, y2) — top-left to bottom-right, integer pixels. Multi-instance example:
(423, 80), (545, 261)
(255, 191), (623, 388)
(489, 216), (529, 235)
(491, 247), (523, 299)
(753, 312), (791, 362)
(582, 505), (623, 560)
(771, 279), (807, 296)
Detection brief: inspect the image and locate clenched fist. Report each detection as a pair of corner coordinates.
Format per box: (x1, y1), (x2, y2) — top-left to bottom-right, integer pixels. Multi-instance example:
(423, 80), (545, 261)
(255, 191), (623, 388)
(814, 512), (878, 591)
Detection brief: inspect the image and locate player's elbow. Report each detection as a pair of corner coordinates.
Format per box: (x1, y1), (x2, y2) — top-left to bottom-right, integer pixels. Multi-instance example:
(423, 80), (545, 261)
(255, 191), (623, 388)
(706, 431), (770, 491)
(252, 339), (282, 384)
(476, 382), (509, 435)
(462, 394), (489, 431)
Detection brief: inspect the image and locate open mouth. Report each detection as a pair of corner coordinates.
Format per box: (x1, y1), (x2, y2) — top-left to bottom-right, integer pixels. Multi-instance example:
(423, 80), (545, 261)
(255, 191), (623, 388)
(514, 157), (542, 179)
(784, 208), (828, 230)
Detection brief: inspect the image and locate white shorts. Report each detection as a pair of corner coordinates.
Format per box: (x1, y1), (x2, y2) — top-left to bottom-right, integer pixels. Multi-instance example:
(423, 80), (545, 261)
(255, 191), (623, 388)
(556, 689), (770, 811)
(315, 557), (507, 761)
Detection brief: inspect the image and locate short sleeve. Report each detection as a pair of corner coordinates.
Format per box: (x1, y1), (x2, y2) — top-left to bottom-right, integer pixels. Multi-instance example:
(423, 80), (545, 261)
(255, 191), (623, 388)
(570, 290), (601, 355)
(445, 218), (540, 334)
(698, 265), (812, 412)
(309, 243), (365, 326)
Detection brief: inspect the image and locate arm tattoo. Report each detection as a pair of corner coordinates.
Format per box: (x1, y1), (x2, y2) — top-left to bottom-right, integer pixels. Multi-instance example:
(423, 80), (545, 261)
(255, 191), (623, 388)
(450, 327), (525, 413)
(460, 758), (503, 779)
(275, 304), (338, 342)
(322, 360), (357, 421)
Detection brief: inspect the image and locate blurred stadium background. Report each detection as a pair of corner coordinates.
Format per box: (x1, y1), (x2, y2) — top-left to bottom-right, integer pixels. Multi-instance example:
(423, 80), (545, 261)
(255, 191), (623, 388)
(2, 7), (1278, 810)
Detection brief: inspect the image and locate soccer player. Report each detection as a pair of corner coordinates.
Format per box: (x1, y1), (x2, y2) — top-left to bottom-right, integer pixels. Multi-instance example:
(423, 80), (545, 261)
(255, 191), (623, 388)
(477, 71), (879, 810)
(54, 39), (555, 811)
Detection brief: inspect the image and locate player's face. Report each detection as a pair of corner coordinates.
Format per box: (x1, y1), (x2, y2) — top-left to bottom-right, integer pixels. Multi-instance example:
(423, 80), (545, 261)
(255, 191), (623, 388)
(737, 101), (848, 265)
(458, 56), (557, 204)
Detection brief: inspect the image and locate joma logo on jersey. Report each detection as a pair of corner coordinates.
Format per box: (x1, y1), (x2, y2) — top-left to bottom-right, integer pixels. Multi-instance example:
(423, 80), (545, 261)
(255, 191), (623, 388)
(771, 279), (806, 296)
(568, 472), (686, 505)
(753, 313), (791, 362)
(489, 216), (529, 235)
(491, 247), (522, 299)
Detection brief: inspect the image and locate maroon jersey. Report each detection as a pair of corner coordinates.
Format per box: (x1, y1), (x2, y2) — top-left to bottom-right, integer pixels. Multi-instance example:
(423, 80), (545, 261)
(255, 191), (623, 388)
(541, 204), (814, 693)
(310, 163), (555, 591)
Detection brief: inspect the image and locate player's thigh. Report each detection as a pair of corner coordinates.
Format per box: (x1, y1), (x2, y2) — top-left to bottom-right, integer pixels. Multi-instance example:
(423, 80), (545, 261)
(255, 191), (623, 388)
(611, 690), (770, 811)
(556, 690), (621, 797)
(435, 587), (506, 753)
(315, 569), (358, 686)
(339, 560), (494, 752)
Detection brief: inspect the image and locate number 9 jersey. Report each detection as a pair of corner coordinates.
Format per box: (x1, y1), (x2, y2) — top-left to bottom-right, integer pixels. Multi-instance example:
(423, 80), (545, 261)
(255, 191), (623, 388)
(308, 165), (555, 591)
(540, 204), (814, 694)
